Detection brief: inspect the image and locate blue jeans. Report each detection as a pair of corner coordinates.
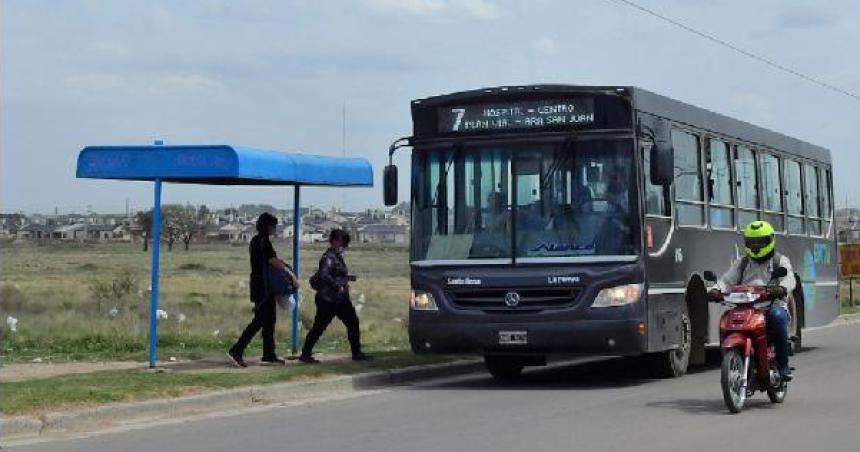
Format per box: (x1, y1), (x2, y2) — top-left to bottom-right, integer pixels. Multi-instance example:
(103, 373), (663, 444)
(766, 306), (791, 369)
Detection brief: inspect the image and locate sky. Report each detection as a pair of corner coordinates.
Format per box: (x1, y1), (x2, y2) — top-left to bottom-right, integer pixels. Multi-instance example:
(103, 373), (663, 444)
(2, 0), (858, 214)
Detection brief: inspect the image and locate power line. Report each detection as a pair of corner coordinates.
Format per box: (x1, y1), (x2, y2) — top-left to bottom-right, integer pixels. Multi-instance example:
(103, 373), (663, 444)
(611, 0), (860, 101)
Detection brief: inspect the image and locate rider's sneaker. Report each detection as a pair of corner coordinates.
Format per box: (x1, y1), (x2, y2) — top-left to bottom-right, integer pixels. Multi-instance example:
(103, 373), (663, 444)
(779, 365), (793, 382)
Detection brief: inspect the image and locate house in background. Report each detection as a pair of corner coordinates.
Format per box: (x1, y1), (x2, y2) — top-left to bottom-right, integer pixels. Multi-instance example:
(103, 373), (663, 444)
(86, 224), (116, 240)
(356, 224), (409, 244)
(240, 224), (256, 242)
(52, 224), (87, 240)
(217, 223), (244, 241)
(17, 224), (55, 239)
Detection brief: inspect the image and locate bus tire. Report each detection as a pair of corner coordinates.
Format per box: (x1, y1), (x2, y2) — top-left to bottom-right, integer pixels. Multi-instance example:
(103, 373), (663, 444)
(649, 304), (691, 378)
(484, 355), (524, 380)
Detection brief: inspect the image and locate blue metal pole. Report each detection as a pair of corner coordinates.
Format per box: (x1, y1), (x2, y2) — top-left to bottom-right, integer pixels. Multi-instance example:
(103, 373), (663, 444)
(291, 186), (301, 356)
(148, 179), (163, 368)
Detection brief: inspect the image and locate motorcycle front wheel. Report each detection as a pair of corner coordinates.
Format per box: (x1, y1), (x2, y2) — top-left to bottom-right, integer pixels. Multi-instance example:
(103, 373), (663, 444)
(721, 349), (747, 413)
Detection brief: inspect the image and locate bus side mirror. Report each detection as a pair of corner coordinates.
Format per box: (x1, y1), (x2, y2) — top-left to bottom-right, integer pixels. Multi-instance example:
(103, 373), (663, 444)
(383, 165), (398, 206)
(703, 271), (718, 283)
(650, 120), (674, 186)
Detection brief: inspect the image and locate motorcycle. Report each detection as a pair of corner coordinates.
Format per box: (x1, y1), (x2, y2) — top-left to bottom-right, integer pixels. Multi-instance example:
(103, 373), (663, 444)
(704, 267), (790, 414)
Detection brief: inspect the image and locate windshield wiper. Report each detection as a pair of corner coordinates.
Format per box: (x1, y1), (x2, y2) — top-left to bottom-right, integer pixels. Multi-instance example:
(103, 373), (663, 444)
(540, 133), (577, 191)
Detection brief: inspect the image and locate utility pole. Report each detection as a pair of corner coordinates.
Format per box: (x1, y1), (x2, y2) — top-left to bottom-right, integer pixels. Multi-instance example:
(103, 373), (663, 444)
(341, 101), (347, 213)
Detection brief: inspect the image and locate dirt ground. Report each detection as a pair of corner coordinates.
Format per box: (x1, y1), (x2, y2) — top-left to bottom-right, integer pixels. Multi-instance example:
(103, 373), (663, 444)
(0, 352), (350, 382)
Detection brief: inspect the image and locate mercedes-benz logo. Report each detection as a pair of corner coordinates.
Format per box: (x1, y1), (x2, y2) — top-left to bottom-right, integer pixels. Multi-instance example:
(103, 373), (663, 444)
(504, 291), (521, 307)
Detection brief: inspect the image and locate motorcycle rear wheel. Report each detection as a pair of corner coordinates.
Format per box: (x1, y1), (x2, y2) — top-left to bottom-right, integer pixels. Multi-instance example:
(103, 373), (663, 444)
(721, 349), (747, 413)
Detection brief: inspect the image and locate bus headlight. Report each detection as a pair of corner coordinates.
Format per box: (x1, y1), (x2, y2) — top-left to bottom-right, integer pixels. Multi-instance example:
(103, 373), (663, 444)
(410, 290), (438, 311)
(592, 283), (644, 307)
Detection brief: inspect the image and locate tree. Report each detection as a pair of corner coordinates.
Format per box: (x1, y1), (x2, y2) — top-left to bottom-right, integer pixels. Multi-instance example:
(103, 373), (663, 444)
(178, 205), (202, 251)
(136, 210), (153, 252)
(161, 205), (183, 252)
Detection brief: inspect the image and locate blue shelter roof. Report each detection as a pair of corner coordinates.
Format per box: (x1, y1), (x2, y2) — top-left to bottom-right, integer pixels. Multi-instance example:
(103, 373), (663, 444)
(76, 144), (373, 187)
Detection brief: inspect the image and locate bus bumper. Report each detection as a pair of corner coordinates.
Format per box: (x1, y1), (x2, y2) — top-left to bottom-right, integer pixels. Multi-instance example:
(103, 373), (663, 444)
(408, 317), (648, 356)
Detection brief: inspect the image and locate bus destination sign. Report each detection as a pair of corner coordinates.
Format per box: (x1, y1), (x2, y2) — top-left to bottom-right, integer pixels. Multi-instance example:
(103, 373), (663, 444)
(437, 98), (595, 133)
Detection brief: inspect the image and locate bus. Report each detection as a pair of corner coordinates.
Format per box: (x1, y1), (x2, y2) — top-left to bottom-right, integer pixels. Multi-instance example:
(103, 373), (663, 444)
(382, 85), (838, 379)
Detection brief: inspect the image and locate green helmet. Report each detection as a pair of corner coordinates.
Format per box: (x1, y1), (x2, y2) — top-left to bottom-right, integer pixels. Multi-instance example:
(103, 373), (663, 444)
(743, 220), (775, 260)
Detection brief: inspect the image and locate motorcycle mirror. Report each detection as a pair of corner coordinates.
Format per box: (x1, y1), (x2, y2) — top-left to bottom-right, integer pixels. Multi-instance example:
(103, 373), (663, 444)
(703, 271), (718, 283)
(771, 267), (788, 279)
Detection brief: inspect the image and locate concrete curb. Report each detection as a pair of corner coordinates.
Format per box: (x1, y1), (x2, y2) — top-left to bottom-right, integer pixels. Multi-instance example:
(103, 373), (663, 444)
(0, 359), (483, 442)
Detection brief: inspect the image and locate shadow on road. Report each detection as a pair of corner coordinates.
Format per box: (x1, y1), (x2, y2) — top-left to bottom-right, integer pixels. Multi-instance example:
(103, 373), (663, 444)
(412, 347), (730, 392)
(416, 356), (661, 391)
(647, 398), (779, 415)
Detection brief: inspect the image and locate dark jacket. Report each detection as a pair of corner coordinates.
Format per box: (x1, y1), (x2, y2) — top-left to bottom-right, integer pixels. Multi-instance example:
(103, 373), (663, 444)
(315, 248), (350, 304)
(249, 234), (276, 303)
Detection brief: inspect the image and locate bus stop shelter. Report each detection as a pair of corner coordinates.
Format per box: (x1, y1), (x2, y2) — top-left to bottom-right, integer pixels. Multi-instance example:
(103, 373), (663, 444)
(76, 143), (374, 367)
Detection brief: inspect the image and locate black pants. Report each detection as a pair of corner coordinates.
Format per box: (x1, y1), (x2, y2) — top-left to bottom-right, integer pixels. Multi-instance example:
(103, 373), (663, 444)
(301, 298), (361, 357)
(230, 296), (277, 359)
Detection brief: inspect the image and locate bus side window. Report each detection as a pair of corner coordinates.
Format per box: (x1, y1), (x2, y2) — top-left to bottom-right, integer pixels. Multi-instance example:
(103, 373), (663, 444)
(642, 140), (669, 217)
(759, 152), (784, 231)
(821, 167), (833, 233)
(706, 138), (733, 228)
(804, 163), (821, 236)
(734, 145), (759, 227)
(784, 158), (804, 234)
(672, 129), (705, 226)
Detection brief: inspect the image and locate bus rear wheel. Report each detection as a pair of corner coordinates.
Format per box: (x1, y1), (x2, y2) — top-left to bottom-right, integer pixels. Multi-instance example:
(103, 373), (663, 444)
(787, 295), (802, 355)
(649, 308), (691, 378)
(484, 355), (525, 380)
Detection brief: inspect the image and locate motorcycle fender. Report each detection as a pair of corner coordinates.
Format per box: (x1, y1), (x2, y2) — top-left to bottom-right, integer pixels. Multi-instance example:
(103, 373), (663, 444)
(721, 333), (752, 357)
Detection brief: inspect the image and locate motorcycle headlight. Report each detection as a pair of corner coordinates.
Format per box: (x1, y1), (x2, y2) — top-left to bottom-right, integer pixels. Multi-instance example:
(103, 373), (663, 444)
(410, 290), (438, 311)
(592, 283), (644, 308)
(725, 292), (760, 303)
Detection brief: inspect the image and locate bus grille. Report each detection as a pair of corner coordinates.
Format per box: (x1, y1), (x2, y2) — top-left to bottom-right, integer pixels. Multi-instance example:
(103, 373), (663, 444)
(446, 287), (581, 311)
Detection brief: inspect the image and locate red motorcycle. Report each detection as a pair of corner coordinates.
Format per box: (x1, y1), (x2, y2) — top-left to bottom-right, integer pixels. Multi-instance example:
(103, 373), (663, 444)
(704, 267), (790, 413)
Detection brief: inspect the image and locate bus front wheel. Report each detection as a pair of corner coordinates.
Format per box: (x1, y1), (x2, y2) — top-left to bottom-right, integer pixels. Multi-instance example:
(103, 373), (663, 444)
(484, 355), (525, 380)
(648, 307), (691, 378)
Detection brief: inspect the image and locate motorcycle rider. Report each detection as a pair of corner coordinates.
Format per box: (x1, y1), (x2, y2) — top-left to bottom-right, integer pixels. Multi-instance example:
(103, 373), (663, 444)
(708, 220), (795, 381)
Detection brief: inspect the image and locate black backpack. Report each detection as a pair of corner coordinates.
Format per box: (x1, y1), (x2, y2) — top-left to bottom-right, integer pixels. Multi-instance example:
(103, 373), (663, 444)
(309, 271), (322, 291)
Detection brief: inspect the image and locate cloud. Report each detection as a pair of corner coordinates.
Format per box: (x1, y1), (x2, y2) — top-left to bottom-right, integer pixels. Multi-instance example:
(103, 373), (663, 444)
(532, 36), (558, 56)
(149, 74), (223, 94)
(728, 92), (775, 124)
(363, 0), (499, 19)
(458, 0), (500, 20)
(88, 40), (129, 58)
(364, 0), (447, 16)
(776, 9), (838, 30)
(196, 0), (277, 23)
(63, 73), (127, 91)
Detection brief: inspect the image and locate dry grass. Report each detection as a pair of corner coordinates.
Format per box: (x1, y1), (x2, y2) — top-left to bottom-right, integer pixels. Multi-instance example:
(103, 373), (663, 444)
(0, 240), (411, 362)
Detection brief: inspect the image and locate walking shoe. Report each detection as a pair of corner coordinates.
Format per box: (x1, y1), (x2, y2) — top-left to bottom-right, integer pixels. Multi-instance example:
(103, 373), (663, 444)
(352, 353), (371, 361)
(779, 365), (793, 382)
(227, 350), (247, 368)
(297, 354), (320, 364)
(261, 356), (287, 366)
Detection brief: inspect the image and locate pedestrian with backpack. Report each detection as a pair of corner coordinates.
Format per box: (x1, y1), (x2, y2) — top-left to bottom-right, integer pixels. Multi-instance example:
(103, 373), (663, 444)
(298, 229), (369, 363)
(227, 213), (299, 367)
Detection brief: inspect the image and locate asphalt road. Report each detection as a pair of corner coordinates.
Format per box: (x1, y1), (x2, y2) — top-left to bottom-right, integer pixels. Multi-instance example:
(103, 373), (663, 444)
(12, 322), (860, 452)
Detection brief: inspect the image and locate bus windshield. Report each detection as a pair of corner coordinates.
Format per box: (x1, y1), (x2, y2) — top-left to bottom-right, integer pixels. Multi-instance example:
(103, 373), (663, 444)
(411, 138), (638, 262)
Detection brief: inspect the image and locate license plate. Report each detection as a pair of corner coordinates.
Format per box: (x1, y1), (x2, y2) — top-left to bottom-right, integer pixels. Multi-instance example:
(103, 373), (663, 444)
(499, 330), (527, 345)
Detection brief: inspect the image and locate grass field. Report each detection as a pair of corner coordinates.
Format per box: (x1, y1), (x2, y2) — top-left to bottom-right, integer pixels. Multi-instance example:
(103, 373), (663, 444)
(0, 239), (411, 363)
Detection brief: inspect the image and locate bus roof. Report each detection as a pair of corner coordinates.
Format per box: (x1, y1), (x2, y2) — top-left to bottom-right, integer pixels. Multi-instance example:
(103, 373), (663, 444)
(412, 85), (831, 164)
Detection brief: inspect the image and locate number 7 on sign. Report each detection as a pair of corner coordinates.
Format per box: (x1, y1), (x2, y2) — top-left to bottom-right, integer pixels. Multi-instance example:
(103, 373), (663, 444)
(451, 108), (466, 131)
